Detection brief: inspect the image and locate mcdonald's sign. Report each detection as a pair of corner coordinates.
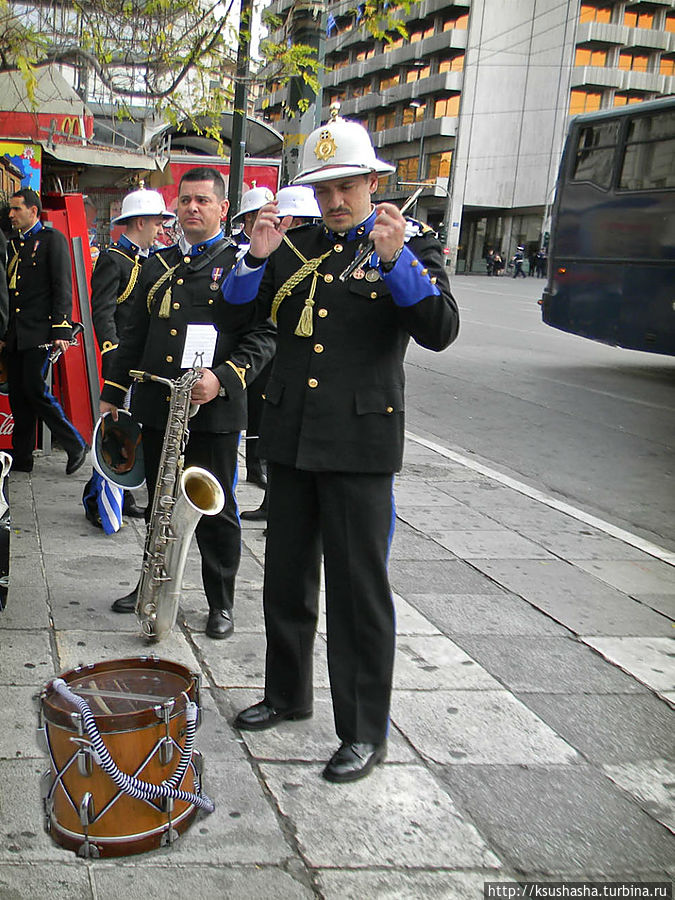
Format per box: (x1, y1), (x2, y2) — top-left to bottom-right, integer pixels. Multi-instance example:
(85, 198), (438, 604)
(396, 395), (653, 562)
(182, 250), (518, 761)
(61, 116), (81, 137)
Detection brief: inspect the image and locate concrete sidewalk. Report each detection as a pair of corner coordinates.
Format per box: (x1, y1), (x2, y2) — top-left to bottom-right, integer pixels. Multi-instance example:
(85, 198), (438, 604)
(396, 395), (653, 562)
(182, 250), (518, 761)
(0, 437), (673, 899)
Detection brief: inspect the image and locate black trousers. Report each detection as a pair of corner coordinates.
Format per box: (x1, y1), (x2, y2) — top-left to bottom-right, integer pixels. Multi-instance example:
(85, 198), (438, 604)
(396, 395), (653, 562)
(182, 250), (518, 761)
(263, 462), (396, 745)
(141, 427), (241, 612)
(6, 347), (85, 464)
(245, 361), (272, 471)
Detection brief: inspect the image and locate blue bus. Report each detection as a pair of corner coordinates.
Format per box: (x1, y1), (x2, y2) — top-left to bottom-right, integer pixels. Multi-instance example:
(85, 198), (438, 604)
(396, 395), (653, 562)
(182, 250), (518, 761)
(541, 96), (675, 355)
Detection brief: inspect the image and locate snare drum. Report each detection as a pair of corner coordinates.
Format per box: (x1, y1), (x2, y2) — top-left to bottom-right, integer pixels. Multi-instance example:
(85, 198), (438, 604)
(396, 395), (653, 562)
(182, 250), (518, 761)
(39, 656), (206, 858)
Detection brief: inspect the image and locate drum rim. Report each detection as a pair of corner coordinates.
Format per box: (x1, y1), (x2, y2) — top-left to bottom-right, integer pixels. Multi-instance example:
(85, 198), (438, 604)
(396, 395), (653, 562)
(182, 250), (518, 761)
(41, 656), (198, 732)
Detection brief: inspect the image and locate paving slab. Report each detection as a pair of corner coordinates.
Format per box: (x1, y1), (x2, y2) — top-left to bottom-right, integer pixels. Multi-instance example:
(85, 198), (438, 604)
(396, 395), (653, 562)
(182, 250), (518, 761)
(581, 637), (675, 696)
(405, 592), (568, 637)
(1, 685), (43, 760)
(392, 689), (578, 765)
(470, 560), (674, 636)
(634, 593), (675, 620)
(393, 635), (503, 690)
(0, 863), (93, 900)
(436, 763), (675, 875)
(571, 559), (675, 596)
(93, 864), (314, 900)
(454, 636), (650, 694)
(603, 758), (675, 832)
(392, 593), (443, 635)
(519, 693), (675, 764)
(389, 521), (458, 561)
(526, 531), (658, 561)
(53, 629), (202, 677)
(260, 762), (502, 870)
(0, 759), (70, 862)
(316, 869), (498, 899)
(398, 505), (501, 532)
(389, 559), (504, 595)
(0, 630), (53, 686)
(393, 481), (474, 508)
(430, 529), (554, 559)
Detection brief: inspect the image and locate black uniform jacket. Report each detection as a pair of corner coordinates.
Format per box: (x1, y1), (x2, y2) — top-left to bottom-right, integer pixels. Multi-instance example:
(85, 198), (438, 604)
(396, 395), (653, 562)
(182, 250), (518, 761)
(4, 226), (73, 350)
(225, 219), (459, 473)
(100, 237), (276, 434)
(90, 242), (145, 379)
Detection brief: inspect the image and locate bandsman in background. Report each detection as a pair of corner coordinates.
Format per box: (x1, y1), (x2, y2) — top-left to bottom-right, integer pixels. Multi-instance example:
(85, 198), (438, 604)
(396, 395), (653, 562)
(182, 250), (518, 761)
(82, 188), (175, 531)
(2, 188), (87, 476)
(230, 184), (275, 492)
(239, 184), (321, 525)
(99, 167), (276, 639)
(221, 110), (460, 782)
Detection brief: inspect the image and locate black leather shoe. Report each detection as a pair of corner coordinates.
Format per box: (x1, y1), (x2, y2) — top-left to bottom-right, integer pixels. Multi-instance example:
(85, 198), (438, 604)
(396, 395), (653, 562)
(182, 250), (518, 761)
(246, 471), (267, 490)
(123, 494), (145, 518)
(322, 741), (387, 783)
(206, 608), (234, 639)
(66, 445), (89, 476)
(240, 506), (267, 522)
(111, 588), (137, 613)
(233, 700), (312, 731)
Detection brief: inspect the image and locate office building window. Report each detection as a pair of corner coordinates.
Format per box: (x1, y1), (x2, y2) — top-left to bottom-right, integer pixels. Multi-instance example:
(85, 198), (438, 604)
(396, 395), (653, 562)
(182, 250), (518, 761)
(569, 89), (603, 115)
(443, 13), (469, 29)
(398, 157), (419, 181)
(614, 92), (647, 106)
(618, 51), (650, 72)
(623, 8), (654, 29)
(355, 47), (375, 61)
(575, 47), (607, 67)
(402, 103), (426, 124)
(435, 95), (460, 117)
(330, 90), (346, 104)
(428, 151), (452, 180)
(439, 54), (465, 73)
(410, 22), (435, 42)
(380, 73), (400, 91)
(579, 4), (612, 23)
(375, 110), (397, 131)
(383, 35), (404, 52)
(406, 64), (431, 82)
(333, 57), (349, 70)
(660, 56), (675, 76)
(667, 13), (675, 32)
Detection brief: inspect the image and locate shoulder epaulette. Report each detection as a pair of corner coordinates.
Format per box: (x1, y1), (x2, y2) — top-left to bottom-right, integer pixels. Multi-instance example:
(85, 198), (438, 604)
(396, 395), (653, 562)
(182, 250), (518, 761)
(404, 218), (437, 241)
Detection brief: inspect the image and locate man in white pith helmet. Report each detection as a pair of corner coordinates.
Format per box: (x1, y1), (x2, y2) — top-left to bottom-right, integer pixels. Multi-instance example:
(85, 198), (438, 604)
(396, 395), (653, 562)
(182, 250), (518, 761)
(82, 188), (174, 531)
(231, 185), (275, 249)
(220, 107), (460, 784)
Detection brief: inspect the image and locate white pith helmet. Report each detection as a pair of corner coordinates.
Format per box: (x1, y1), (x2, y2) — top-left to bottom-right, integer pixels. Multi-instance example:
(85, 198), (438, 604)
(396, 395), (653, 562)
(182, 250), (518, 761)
(111, 188), (175, 225)
(231, 185), (275, 223)
(275, 185), (321, 219)
(293, 103), (395, 186)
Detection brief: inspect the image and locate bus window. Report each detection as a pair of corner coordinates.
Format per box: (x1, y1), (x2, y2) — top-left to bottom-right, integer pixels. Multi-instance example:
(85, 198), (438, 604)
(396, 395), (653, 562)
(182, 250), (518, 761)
(619, 112), (675, 190)
(572, 122), (619, 188)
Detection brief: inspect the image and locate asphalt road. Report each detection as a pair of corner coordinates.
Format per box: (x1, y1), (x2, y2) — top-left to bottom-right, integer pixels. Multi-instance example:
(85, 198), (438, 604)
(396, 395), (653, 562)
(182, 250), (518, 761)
(404, 273), (675, 552)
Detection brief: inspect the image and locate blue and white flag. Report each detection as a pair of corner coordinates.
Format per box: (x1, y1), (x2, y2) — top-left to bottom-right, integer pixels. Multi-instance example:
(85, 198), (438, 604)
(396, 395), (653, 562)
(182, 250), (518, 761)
(326, 12), (337, 35)
(83, 471), (124, 535)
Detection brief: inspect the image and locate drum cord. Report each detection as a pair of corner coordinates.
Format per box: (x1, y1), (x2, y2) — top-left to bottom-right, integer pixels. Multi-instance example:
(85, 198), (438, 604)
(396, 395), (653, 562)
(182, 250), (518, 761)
(51, 679), (215, 814)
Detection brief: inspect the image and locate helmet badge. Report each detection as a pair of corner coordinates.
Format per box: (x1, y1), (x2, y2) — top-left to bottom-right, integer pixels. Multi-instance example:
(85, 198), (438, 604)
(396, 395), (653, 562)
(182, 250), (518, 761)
(314, 129), (337, 162)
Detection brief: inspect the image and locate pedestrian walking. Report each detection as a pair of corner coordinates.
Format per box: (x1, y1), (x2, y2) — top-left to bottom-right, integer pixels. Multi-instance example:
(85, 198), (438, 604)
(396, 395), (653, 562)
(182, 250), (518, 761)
(82, 187), (175, 531)
(511, 245), (526, 278)
(222, 110), (460, 782)
(99, 167), (276, 638)
(2, 188), (88, 475)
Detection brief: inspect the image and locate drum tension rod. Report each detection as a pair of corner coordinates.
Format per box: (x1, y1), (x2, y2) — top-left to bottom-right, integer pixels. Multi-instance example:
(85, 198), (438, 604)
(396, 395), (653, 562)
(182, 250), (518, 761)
(156, 699), (175, 767)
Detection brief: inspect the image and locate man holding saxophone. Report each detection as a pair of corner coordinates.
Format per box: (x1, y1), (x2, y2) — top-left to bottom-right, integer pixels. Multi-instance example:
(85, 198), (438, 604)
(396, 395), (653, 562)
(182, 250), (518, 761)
(99, 166), (276, 639)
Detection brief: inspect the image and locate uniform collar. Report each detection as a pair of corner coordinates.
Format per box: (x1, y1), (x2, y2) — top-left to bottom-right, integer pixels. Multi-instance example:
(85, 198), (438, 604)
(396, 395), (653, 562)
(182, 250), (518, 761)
(179, 230), (224, 257)
(118, 233), (149, 257)
(20, 220), (43, 240)
(323, 209), (376, 243)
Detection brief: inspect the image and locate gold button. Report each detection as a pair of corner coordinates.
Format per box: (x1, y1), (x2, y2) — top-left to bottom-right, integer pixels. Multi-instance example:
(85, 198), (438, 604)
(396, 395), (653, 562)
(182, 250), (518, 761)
(176, 278), (184, 285)
(183, 256), (191, 264)
(430, 276), (437, 284)
(262, 393), (266, 400)
(166, 355), (173, 363)
(334, 244), (343, 253)
(173, 302), (180, 310)
(208, 298), (214, 305)
(324, 273), (334, 283)
(411, 260), (418, 267)
(308, 378), (318, 388)
(318, 308), (328, 318)
(386, 406), (394, 413)
(170, 328), (178, 336)
(421, 268), (429, 276)
(15, 307), (19, 312)
(314, 343), (324, 353)
(370, 292), (378, 299)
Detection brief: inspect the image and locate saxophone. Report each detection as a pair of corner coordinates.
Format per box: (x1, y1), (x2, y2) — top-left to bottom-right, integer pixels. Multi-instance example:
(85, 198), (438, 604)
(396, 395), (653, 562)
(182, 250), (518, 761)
(130, 366), (225, 641)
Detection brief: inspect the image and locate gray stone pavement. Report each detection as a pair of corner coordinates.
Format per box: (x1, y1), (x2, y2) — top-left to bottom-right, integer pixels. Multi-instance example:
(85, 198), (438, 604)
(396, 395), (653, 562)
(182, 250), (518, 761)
(0, 437), (673, 900)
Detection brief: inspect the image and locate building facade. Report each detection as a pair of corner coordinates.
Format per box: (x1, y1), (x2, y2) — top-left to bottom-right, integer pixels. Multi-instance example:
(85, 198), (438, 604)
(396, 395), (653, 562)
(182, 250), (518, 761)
(257, 0), (675, 271)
